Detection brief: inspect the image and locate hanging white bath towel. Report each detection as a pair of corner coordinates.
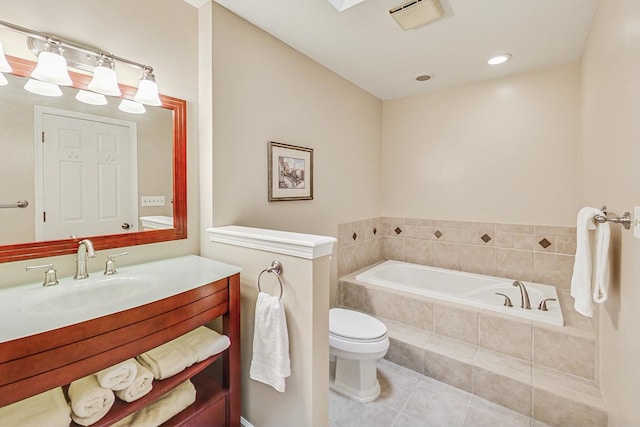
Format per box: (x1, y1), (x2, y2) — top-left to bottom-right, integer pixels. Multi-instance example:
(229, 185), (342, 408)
(593, 219), (610, 304)
(250, 291), (291, 392)
(570, 207), (601, 317)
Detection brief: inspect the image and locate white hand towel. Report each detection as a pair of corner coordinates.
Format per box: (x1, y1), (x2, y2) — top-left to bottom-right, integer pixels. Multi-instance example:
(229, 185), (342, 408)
(96, 358), (138, 391)
(136, 341), (188, 380)
(174, 326), (231, 363)
(111, 380), (196, 427)
(250, 291), (291, 392)
(571, 207), (601, 317)
(68, 374), (115, 426)
(0, 387), (71, 427)
(593, 220), (611, 303)
(115, 360), (154, 403)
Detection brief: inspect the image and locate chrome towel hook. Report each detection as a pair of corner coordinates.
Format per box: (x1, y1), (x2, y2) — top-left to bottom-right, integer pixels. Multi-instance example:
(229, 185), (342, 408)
(257, 260), (284, 301)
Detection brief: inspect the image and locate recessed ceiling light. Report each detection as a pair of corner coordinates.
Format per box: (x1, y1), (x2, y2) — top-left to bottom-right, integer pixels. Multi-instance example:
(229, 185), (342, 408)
(488, 53), (512, 65)
(327, 0), (367, 12)
(416, 74), (433, 82)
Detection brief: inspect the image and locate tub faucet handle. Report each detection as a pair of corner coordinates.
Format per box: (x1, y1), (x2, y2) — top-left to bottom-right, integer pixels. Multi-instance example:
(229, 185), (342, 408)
(494, 292), (513, 307)
(537, 298), (557, 311)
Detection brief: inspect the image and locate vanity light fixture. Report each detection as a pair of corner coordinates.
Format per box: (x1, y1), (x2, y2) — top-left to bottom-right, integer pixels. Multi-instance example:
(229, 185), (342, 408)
(31, 38), (72, 86)
(24, 78), (63, 97)
(75, 90), (108, 106)
(87, 55), (121, 96)
(488, 53), (512, 65)
(133, 67), (161, 106)
(0, 42), (11, 73)
(0, 19), (161, 105)
(118, 99), (146, 114)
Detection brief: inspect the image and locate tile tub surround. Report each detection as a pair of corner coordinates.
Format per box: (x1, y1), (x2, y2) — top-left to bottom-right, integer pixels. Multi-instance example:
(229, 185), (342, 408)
(337, 271), (606, 426)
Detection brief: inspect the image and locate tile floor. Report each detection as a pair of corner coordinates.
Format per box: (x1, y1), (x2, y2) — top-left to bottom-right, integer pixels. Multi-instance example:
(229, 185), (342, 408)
(329, 359), (550, 427)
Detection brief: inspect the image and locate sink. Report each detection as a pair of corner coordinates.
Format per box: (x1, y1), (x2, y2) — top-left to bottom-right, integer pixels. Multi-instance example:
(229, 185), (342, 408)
(0, 255), (241, 343)
(24, 275), (159, 313)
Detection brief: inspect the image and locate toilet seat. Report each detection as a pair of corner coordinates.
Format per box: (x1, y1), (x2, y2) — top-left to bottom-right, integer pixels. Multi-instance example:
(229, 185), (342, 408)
(329, 308), (387, 341)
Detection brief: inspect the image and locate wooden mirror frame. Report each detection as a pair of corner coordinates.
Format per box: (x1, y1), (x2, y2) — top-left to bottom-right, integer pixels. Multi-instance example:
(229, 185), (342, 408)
(0, 55), (187, 263)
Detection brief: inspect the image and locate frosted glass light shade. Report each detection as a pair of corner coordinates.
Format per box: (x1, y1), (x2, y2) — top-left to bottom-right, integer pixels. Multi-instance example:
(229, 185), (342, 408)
(31, 51), (72, 86)
(0, 42), (12, 73)
(76, 90), (108, 105)
(88, 65), (121, 96)
(134, 79), (161, 106)
(24, 79), (63, 97)
(119, 99), (146, 114)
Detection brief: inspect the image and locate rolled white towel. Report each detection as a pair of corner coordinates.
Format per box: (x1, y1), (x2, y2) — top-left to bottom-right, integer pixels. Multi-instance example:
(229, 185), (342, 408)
(115, 360), (154, 403)
(174, 326), (231, 363)
(136, 341), (188, 380)
(96, 358), (138, 391)
(0, 387), (71, 427)
(111, 380), (197, 427)
(68, 374), (115, 426)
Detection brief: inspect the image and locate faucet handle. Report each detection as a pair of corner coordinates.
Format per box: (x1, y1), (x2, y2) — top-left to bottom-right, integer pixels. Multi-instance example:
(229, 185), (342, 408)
(537, 298), (557, 311)
(104, 252), (128, 275)
(26, 263), (59, 287)
(495, 292), (513, 307)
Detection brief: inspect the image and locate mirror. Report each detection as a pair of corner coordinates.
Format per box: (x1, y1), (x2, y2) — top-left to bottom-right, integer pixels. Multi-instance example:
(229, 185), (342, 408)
(0, 55), (187, 263)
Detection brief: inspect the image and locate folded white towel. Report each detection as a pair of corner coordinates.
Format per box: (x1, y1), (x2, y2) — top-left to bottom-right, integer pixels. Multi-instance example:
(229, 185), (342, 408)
(250, 291), (291, 392)
(571, 207), (601, 317)
(111, 380), (196, 427)
(68, 374), (115, 426)
(137, 341), (188, 380)
(96, 358), (138, 391)
(0, 387), (71, 427)
(593, 220), (611, 303)
(115, 360), (154, 403)
(174, 326), (231, 363)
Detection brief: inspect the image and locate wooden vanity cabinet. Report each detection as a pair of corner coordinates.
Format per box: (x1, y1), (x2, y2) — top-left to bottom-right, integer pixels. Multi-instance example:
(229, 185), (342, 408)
(0, 273), (241, 427)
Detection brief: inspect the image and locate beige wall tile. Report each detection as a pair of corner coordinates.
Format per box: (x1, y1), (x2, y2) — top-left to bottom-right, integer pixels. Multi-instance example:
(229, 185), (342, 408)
(337, 221), (357, 248)
(430, 242), (461, 270)
(459, 245), (495, 276)
(533, 328), (595, 379)
(405, 218), (434, 226)
(495, 249), (534, 281)
(423, 350), (472, 392)
(441, 228), (478, 244)
(534, 234), (557, 252)
(478, 314), (532, 361)
(473, 348), (532, 384)
(386, 338), (424, 374)
(402, 225), (433, 240)
(556, 234), (577, 255)
(513, 233), (535, 251)
(434, 304), (478, 345)
(533, 388), (607, 427)
(362, 237), (383, 268)
(396, 295), (433, 331)
(341, 281), (364, 311)
(472, 368), (532, 416)
(494, 231), (514, 249)
(337, 245), (359, 278)
(424, 334), (477, 362)
(496, 224), (535, 234)
(404, 238), (430, 265)
(533, 253), (574, 289)
(534, 225), (576, 236)
(364, 287), (397, 320)
(382, 236), (404, 260)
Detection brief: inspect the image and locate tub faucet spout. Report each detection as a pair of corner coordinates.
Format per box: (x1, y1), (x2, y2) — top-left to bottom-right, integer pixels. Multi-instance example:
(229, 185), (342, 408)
(512, 280), (531, 310)
(74, 239), (96, 280)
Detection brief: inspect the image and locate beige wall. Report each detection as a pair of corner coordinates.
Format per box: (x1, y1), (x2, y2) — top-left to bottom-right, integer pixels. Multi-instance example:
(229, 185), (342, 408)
(582, 0), (640, 425)
(0, 0), (200, 287)
(381, 62), (582, 226)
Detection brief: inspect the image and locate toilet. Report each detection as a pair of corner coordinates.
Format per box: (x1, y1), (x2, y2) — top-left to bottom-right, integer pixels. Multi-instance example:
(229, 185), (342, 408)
(329, 308), (390, 403)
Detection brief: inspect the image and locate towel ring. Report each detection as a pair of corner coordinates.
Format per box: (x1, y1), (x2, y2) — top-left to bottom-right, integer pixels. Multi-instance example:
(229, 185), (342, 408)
(257, 260), (284, 301)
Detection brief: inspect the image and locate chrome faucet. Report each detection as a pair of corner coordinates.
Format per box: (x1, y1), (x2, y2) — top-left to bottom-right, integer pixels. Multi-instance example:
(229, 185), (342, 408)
(74, 239), (96, 280)
(512, 280), (531, 309)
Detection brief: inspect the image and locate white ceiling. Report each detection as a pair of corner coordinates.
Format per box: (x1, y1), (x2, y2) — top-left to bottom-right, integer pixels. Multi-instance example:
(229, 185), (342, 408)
(213, 0), (600, 100)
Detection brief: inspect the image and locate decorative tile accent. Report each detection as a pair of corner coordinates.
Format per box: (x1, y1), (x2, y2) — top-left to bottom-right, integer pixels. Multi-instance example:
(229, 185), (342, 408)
(395, 227), (402, 235)
(481, 234), (492, 243)
(538, 238), (552, 249)
(352, 232), (357, 241)
(434, 230), (443, 239)
(373, 227), (377, 235)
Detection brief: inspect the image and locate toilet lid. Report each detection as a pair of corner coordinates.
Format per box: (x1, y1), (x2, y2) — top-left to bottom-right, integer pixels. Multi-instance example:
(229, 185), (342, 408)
(329, 308), (387, 340)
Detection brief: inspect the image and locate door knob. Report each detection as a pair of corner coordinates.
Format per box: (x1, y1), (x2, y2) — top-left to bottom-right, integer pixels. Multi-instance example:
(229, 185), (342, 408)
(121, 223), (131, 230)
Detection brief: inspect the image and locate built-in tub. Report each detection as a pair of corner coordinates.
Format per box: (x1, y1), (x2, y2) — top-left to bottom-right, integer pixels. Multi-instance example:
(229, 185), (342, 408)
(355, 260), (563, 326)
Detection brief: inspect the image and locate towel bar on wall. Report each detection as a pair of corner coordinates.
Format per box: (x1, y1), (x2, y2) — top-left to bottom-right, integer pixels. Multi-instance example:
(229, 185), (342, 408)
(0, 200), (28, 209)
(257, 260), (284, 301)
(593, 205), (631, 229)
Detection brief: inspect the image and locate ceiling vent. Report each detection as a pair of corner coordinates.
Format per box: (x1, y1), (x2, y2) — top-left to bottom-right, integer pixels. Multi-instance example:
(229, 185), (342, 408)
(389, 0), (443, 30)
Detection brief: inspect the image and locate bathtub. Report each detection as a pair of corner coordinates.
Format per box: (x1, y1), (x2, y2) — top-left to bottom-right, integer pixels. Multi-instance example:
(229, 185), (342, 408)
(355, 260), (563, 326)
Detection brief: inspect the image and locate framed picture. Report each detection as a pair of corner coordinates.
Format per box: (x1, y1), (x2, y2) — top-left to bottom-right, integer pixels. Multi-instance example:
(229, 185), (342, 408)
(268, 141), (314, 201)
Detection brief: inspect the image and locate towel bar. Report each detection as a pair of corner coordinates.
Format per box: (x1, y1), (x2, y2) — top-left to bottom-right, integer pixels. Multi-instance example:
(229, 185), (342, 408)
(257, 260), (284, 301)
(593, 205), (631, 229)
(0, 200), (28, 209)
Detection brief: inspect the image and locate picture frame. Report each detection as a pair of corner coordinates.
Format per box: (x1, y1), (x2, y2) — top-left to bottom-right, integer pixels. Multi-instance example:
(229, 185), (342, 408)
(268, 141), (314, 202)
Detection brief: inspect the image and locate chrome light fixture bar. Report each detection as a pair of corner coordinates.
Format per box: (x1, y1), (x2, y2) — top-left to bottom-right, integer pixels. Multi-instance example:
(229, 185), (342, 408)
(0, 19), (160, 105)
